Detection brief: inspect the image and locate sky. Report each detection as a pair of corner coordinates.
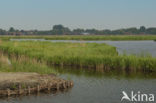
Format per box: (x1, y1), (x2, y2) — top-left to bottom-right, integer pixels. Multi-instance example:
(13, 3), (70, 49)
(0, 0), (156, 30)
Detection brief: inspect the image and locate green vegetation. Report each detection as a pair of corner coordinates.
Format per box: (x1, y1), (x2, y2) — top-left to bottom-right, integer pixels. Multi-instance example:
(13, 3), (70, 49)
(0, 52), (56, 74)
(0, 25), (156, 35)
(0, 41), (156, 73)
(1, 35), (156, 41)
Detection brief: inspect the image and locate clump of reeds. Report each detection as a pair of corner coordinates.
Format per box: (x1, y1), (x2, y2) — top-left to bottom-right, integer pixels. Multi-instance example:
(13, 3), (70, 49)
(0, 51), (56, 74)
(0, 53), (11, 70)
(0, 41), (156, 73)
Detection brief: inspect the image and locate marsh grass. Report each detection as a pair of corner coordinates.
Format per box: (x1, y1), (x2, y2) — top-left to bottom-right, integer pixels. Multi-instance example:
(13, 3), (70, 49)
(1, 35), (156, 41)
(0, 41), (156, 72)
(0, 52), (56, 74)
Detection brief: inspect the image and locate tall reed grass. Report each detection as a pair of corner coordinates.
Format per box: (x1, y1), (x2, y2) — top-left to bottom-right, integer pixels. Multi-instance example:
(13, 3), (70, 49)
(0, 41), (156, 72)
(0, 51), (56, 74)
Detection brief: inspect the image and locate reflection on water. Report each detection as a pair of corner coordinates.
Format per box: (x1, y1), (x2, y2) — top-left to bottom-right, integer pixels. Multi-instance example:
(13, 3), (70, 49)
(0, 66), (156, 103)
(7, 39), (156, 103)
(54, 66), (156, 79)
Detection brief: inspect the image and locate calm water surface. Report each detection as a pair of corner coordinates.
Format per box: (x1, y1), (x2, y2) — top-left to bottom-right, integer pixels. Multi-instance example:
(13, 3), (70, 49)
(5, 39), (156, 103)
(0, 67), (156, 103)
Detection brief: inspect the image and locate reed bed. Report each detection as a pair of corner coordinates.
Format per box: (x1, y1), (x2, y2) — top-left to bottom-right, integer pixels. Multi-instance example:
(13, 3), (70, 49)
(0, 51), (56, 74)
(1, 35), (156, 41)
(0, 41), (156, 72)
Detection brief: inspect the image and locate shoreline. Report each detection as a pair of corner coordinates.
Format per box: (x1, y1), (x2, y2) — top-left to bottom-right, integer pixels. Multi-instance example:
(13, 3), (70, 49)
(0, 72), (73, 97)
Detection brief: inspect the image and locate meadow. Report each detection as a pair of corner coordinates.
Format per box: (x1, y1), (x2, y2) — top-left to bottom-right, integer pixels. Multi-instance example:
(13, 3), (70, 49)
(0, 40), (156, 73)
(1, 35), (156, 41)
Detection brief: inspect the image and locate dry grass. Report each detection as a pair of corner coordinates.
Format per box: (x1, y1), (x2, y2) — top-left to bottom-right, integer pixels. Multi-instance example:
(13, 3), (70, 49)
(0, 72), (39, 82)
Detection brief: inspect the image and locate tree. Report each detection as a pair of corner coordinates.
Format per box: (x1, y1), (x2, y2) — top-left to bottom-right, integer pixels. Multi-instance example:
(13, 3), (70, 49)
(146, 28), (156, 34)
(0, 29), (7, 35)
(139, 26), (146, 33)
(53, 25), (64, 30)
(52, 25), (71, 35)
(9, 27), (15, 32)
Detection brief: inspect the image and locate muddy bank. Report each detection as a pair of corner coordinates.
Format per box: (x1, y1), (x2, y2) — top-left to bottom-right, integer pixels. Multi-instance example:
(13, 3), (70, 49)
(0, 72), (73, 97)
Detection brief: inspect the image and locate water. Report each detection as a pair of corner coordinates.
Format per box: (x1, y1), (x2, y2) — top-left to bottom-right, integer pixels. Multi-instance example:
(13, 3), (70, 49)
(5, 39), (156, 103)
(0, 67), (156, 103)
(10, 39), (156, 56)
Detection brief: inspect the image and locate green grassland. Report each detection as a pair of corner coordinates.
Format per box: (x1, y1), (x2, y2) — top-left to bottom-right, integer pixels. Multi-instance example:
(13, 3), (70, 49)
(1, 35), (156, 41)
(0, 41), (156, 73)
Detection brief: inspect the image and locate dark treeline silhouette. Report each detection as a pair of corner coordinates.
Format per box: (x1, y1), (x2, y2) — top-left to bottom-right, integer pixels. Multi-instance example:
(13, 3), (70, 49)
(0, 25), (156, 35)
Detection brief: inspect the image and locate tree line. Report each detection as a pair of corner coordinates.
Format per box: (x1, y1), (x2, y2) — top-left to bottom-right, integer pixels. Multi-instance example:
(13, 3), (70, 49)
(0, 25), (156, 35)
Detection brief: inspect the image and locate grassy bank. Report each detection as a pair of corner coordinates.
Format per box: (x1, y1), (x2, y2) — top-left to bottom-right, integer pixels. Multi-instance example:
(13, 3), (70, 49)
(0, 41), (156, 72)
(1, 35), (156, 41)
(0, 52), (56, 74)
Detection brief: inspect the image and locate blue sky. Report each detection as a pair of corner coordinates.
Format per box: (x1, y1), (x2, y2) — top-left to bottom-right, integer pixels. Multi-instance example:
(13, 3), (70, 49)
(0, 0), (156, 30)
